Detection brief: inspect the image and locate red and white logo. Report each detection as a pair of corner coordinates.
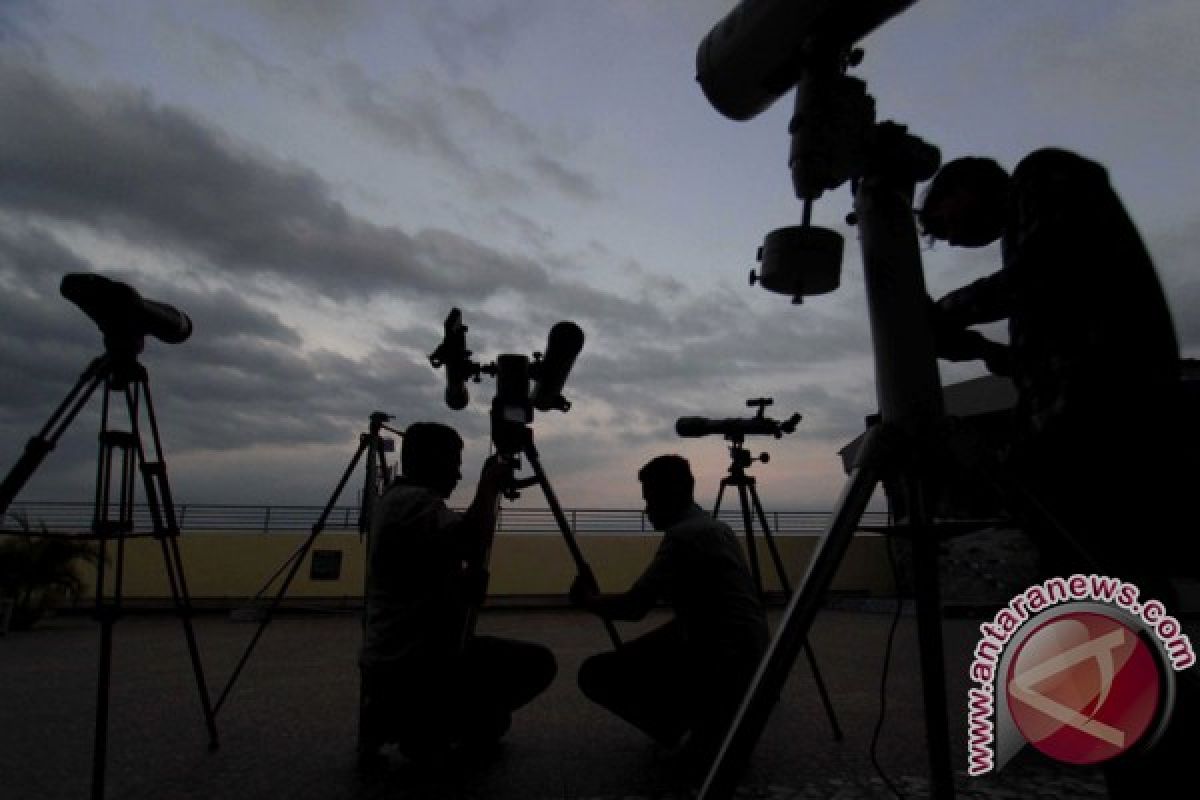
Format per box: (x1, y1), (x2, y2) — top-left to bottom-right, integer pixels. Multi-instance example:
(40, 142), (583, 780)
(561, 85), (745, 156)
(1005, 611), (1162, 765)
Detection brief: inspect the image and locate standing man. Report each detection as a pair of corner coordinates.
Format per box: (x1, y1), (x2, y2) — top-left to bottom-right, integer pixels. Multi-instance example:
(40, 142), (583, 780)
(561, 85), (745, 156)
(570, 454), (768, 775)
(918, 149), (1196, 797)
(918, 148), (1190, 589)
(358, 422), (556, 769)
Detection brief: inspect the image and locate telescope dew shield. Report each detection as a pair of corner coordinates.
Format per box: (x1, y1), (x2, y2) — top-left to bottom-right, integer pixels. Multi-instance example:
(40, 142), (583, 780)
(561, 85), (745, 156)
(531, 321), (584, 412)
(60, 272), (193, 346)
(696, 0), (919, 121)
(750, 226), (843, 303)
(429, 308), (473, 410)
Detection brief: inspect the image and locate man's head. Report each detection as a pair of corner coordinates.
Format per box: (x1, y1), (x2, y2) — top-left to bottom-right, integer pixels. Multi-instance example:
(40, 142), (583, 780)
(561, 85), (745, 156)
(638, 454), (695, 531)
(917, 157), (1010, 248)
(401, 422), (463, 498)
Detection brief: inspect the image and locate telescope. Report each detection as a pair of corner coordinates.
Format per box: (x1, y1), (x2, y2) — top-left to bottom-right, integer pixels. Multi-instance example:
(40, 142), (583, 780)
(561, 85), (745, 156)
(60, 273), (193, 349)
(696, 0), (917, 122)
(697, 0), (930, 306)
(676, 398), (801, 442)
(428, 309), (584, 457)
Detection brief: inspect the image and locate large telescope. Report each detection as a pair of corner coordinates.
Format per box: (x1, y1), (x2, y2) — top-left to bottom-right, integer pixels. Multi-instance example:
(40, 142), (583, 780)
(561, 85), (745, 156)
(696, 0), (917, 122)
(61, 273), (193, 347)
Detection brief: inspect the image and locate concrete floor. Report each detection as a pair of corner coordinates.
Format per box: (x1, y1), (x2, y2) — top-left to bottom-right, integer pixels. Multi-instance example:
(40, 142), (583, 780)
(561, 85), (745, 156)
(1, 605), (1114, 799)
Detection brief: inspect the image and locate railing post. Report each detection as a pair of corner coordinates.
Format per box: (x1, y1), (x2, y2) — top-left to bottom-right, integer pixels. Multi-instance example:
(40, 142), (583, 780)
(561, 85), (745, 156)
(263, 506), (271, 534)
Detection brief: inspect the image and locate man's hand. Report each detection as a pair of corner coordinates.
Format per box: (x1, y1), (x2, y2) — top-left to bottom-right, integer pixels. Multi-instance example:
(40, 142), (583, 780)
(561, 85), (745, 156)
(478, 454), (513, 497)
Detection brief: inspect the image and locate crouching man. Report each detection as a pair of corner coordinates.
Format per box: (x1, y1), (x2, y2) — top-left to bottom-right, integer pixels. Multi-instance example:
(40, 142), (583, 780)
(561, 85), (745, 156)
(570, 454), (768, 774)
(358, 422), (556, 769)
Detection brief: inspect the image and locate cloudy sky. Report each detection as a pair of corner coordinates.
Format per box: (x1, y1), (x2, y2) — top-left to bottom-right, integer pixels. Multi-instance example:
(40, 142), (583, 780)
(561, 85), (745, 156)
(1, 0), (1197, 513)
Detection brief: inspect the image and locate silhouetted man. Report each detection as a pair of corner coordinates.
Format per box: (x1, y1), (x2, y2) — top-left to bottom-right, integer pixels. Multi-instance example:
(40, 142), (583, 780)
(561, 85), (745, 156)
(570, 454), (768, 774)
(919, 148), (1192, 585)
(358, 422), (556, 769)
(919, 149), (1195, 797)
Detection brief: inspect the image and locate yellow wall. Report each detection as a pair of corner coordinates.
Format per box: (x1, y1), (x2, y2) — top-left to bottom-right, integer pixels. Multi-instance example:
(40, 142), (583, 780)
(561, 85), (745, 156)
(76, 530), (895, 604)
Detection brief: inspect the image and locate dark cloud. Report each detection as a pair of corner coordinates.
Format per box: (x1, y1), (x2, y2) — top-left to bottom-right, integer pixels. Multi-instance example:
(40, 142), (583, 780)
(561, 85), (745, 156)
(0, 0), (46, 48)
(0, 58), (553, 303)
(329, 61), (602, 205)
(409, 0), (534, 78)
(0, 55), (882, 507)
(0, 226), (453, 504)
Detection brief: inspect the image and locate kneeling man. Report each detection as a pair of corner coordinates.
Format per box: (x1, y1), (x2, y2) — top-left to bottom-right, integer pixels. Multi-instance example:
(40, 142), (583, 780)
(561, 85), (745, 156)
(571, 454), (768, 771)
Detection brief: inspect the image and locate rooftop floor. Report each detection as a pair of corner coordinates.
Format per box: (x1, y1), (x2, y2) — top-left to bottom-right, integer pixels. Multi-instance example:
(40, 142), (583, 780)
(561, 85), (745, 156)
(1, 604), (1123, 799)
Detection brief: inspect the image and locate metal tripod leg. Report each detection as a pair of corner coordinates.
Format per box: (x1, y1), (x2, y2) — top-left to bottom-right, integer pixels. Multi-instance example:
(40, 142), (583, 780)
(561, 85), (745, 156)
(715, 473), (843, 745)
(700, 426), (887, 799)
(87, 368), (220, 800)
(215, 427), (380, 715)
(128, 375), (220, 752)
(744, 479), (843, 742)
(523, 440), (622, 649)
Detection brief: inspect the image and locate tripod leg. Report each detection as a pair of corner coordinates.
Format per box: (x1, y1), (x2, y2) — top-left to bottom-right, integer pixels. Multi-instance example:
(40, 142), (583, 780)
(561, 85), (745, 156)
(699, 429), (886, 799)
(91, 378), (137, 800)
(1, 356), (108, 516)
(747, 483), (843, 742)
(748, 485), (791, 597)
(131, 377), (219, 749)
(524, 442), (622, 649)
(893, 475), (956, 800)
(215, 434), (371, 715)
(712, 480), (727, 518)
(735, 481), (764, 596)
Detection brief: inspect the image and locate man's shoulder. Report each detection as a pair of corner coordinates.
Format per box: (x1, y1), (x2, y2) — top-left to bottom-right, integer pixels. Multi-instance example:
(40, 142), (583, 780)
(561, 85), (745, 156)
(667, 506), (734, 541)
(378, 481), (452, 520)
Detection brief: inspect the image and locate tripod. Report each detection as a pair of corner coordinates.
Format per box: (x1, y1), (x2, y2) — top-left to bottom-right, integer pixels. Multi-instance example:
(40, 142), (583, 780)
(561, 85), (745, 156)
(0, 347), (219, 800)
(505, 427), (623, 650)
(698, 122), (974, 799)
(214, 411), (400, 719)
(710, 434), (842, 741)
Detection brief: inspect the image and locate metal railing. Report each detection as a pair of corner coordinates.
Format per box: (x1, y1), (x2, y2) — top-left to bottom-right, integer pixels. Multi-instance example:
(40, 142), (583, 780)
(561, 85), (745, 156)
(2, 501), (890, 535)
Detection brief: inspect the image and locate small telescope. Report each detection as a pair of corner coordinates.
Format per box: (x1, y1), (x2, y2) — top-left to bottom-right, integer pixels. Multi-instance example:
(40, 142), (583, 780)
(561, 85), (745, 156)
(676, 398), (801, 442)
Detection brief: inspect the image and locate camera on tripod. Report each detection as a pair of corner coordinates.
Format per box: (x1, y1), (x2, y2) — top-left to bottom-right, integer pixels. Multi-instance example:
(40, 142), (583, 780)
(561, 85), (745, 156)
(676, 398), (801, 443)
(428, 308), (584, 459)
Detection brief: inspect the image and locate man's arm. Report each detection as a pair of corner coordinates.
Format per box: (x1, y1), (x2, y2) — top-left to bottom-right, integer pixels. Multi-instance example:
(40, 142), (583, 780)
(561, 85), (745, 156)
(570, 574), (657, 621)
(453, 455), (509, 567)
(570, 535), (679, 622)
(935, 270), (1013, 328)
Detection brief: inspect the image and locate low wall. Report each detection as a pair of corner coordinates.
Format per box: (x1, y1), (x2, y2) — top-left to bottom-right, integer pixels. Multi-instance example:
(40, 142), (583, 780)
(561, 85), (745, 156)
(72, 530), (895, 607)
